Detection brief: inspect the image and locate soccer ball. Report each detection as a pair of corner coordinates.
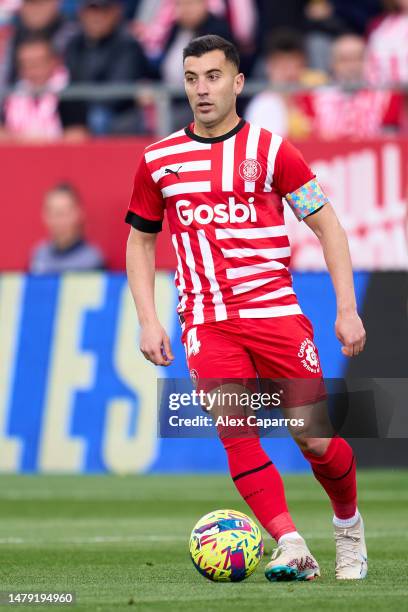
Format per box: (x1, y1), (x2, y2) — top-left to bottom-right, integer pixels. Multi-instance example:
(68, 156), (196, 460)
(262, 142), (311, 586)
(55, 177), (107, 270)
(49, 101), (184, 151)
(189, 509), (264, 582)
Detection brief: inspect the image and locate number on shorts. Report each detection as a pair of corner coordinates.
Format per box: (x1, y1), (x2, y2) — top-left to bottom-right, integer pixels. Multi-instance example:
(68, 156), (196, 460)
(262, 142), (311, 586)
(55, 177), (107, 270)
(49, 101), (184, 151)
(186, 327), (201, 357)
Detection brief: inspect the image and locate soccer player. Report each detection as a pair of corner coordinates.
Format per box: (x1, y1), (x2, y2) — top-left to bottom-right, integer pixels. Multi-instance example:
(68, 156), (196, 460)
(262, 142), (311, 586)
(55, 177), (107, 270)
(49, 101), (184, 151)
(125, 34), (368, 582)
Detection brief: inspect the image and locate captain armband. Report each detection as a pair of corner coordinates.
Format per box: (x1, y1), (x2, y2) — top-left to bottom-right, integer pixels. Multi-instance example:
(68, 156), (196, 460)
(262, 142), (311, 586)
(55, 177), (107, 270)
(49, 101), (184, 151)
(285, 178), (330, 221)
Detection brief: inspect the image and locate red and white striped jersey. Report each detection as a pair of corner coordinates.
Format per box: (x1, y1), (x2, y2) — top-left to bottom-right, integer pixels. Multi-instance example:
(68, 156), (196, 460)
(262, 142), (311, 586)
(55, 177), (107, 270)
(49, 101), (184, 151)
(126, 119), (328, 330)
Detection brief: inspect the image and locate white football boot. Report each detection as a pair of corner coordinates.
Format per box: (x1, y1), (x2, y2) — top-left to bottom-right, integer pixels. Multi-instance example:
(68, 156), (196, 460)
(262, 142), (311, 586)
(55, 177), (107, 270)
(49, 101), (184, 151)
(265, 535), (320, 582)
(334, 514), (368, 580)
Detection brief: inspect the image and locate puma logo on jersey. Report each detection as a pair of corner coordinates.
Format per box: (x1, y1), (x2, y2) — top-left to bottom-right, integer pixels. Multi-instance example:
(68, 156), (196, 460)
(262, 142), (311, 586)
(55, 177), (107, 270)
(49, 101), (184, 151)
(176, 197), (257, 226)
(165, 166), (183, 179)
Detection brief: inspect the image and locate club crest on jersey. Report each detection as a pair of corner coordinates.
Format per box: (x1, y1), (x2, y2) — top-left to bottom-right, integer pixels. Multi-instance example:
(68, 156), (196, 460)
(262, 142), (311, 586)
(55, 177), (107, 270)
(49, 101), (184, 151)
(239, 158), (262, 182)
(298, 338), (321, 374)
(190, 369), (199, 384)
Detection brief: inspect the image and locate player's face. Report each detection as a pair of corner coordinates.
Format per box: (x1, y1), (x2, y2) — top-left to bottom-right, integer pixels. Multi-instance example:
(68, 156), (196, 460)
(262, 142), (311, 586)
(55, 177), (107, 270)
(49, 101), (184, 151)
(184, 50), (244, 129)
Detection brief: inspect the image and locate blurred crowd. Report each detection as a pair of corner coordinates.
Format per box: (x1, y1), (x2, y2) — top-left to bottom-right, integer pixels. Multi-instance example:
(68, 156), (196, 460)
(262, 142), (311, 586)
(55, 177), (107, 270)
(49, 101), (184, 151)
(1, 0), (408, 141)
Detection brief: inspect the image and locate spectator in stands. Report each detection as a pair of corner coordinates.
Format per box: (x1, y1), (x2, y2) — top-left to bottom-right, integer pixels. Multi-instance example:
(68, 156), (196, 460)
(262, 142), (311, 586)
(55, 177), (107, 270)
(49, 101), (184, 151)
(30, 183), (105, 273)
(133, 0), (256, 66)
(157, 0), (234, 129)
(2, 0), (76, 85)
(65, 0), (151, 135)
(245, 30), (324, 139)
(365, 0), (408, 85)
(304, 0), (346, 72)
(0, 34), (87, 141)
(159, 0), (233, 86)
(310, 33), (404, 138)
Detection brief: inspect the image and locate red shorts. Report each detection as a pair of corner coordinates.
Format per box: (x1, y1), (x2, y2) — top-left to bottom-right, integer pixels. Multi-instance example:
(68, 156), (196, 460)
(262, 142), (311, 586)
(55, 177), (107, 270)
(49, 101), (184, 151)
(181, 314), (326, 408)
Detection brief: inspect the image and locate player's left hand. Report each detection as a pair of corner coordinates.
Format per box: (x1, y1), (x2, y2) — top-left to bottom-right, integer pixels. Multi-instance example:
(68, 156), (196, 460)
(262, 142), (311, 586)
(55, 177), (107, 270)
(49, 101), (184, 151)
(335, 310), (366, 357)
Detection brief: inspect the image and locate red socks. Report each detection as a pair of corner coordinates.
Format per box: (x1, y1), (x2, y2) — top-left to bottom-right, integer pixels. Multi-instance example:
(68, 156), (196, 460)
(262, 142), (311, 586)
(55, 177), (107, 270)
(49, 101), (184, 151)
(220, 434), (357, 541)
(302, 436), (357, 519)
(221, 436), (296, 541)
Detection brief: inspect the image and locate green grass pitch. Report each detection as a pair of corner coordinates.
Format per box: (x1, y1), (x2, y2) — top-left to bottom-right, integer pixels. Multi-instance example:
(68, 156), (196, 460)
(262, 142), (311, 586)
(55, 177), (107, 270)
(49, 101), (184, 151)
(0, 470), (407, 611)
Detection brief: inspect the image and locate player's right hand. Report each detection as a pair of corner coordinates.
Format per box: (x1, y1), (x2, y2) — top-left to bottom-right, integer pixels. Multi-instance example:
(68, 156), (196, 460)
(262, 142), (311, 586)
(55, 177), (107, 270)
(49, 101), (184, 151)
(140, 322), (175, 366)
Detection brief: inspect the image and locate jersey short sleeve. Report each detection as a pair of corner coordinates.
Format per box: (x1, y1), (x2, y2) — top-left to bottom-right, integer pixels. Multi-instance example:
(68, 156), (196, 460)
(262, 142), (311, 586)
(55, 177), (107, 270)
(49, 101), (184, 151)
(274, 138), (329, 221)
(125, 154), (165, 233)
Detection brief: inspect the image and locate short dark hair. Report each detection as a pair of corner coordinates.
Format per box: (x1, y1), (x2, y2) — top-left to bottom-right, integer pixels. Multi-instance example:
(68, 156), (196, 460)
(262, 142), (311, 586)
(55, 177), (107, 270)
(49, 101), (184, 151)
(16, 32), (56, 56)
(45, 182), (81, 205)
(265, 29), (305, 59)
(183, 35), (240, 71)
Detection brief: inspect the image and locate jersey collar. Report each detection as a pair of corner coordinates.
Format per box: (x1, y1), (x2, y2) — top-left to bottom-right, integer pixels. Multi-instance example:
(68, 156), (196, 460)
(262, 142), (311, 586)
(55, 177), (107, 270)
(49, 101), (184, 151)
(184, 118), (246, 144)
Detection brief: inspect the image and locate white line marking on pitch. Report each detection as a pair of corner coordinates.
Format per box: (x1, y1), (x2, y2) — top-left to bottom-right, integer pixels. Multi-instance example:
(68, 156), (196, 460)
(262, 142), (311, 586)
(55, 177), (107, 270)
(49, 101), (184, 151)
(0, 531), (407, 545)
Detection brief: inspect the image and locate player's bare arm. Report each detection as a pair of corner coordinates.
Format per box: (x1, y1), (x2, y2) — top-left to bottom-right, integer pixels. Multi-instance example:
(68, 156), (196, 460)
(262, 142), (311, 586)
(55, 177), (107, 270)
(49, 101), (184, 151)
(304, 202), (366, 357)
(126, 227), (174, 366)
